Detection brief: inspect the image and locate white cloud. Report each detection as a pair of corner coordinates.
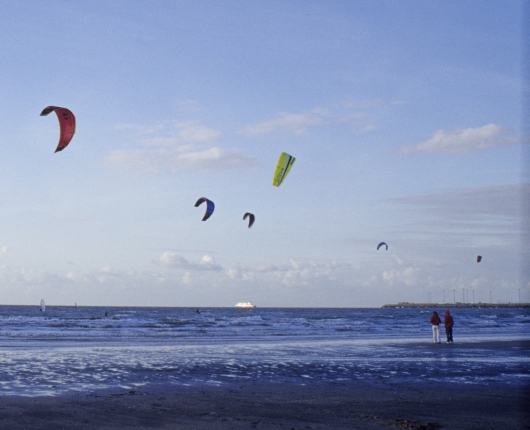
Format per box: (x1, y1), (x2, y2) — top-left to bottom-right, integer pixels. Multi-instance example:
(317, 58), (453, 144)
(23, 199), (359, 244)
(336, 111), (377, 133)
(392, 254), (404, 265)
(400, 124), (526, 154)
(382, 267), (421, 287)
(225, 259), (348, 285)
(115, 121), (220, 146)
(0, 246), (7, 255)
(158, 251), (222, 271)
(114, 123), (163, 135)
(226, 268), (238, 280)
(175, 122), (221, 144)
(238, 110), (327, 136)
(0, 265), (193, 306)
(361, 124), (376, 132)
(238, 100), (403, 137)
(106, 121), (254, 173)
(105, 146), (253, 173)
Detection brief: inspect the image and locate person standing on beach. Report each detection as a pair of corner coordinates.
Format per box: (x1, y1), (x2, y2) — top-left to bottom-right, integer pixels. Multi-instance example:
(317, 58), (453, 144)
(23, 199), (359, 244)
(444, 310), (454, 343)
(430, 311), (441, 344)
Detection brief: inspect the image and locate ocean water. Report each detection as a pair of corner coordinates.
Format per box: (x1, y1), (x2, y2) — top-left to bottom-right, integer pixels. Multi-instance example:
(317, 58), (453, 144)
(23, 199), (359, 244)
(0, 306), (528, 396)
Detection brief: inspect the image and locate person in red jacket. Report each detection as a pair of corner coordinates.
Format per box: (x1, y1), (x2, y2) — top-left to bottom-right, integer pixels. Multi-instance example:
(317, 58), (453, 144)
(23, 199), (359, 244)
(444, 310), (454, 344)
(430, 311), (441, 343)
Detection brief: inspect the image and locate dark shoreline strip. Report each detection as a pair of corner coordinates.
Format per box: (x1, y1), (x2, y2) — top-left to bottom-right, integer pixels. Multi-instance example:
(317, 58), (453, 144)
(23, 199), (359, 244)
(0, 381), (528, 430)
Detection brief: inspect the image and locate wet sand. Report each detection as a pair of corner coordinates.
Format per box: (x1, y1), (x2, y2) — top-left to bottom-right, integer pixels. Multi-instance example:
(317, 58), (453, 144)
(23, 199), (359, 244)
(410, 339), (530, 349)
(1, 381), (528, 430)
(1, 340), (528, 429)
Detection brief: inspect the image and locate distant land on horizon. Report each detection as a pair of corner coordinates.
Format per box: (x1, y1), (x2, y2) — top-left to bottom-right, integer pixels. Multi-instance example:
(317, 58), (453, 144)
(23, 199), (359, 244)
(1, 303), (529, 309)
(382, 302), (530, 309)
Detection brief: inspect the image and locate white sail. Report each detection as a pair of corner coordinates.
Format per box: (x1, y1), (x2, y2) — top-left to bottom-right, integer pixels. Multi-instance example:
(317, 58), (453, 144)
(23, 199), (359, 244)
(40, 299), (45, 312)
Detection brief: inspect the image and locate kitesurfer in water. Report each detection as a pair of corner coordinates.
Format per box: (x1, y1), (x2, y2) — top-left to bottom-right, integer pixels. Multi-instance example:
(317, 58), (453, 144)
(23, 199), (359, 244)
(444, 310), (454, 344)
(430, 311), (441, 344)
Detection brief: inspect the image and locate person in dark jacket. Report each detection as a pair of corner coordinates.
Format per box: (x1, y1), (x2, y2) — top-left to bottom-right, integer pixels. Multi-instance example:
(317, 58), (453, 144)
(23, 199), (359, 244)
(444, 310), (454, 343)
(430, 311), (441, 343)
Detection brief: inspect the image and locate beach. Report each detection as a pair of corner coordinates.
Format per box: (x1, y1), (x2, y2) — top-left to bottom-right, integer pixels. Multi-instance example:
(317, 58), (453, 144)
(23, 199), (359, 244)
(1, 340), (529, 429)
(1, 307), (528, 428)
(1, 379), (528, 429)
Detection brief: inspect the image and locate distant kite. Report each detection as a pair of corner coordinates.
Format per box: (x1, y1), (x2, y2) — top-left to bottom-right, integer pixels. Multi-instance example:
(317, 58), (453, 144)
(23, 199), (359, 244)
(377, 242), (388, 251)
(243, 212), (255, 228)
(40, 106), (76, 153)
(194, 197), (215, 221)
(272, 152), (295, 186)
(477, 255), (482, 263)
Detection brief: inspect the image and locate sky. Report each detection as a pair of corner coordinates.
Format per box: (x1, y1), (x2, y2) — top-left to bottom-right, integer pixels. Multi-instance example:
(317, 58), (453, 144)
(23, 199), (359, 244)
(0, 1), (527, 307)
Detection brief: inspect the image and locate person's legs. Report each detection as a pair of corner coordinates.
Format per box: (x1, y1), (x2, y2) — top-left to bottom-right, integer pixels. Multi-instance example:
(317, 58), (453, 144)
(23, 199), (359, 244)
(432, 325), (440, 343)
(446, 327), (453, 343)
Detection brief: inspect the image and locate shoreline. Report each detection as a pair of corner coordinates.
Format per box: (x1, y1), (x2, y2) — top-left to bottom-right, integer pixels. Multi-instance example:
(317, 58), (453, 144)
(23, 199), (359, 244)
(0, 380), (528, 429)
(1, 338), (528, 398)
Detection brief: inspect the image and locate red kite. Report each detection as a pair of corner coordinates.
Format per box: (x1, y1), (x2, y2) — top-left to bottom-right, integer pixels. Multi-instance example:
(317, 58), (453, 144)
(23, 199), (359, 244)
(40, 106), (76, 153)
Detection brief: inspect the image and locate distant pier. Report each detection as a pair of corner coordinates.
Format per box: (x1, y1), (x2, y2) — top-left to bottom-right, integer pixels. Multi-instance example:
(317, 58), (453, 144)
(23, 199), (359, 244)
(382, 302), (530, 309)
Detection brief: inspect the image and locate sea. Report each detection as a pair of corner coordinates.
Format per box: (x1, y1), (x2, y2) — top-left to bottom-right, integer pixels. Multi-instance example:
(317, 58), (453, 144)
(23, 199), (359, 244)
(0, 306), (528, 396)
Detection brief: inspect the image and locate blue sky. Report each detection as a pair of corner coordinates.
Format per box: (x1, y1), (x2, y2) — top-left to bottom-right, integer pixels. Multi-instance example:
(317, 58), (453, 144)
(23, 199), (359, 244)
(0, 1), (527, 307)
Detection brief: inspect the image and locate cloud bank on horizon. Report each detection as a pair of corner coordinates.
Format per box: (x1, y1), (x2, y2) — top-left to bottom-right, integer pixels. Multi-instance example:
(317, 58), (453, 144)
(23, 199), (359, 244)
(0, 1), (527, 307)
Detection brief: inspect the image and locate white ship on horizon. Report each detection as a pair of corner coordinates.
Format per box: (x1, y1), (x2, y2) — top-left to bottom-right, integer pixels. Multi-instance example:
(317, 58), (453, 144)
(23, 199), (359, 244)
(235, 302), (256, 308)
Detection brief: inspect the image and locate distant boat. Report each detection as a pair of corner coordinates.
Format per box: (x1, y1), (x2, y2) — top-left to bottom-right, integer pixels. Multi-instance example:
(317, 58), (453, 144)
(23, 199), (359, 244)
(74, 302), (78, 308)
(235, 302), (255, 308)
(40, 299), (45, 312)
